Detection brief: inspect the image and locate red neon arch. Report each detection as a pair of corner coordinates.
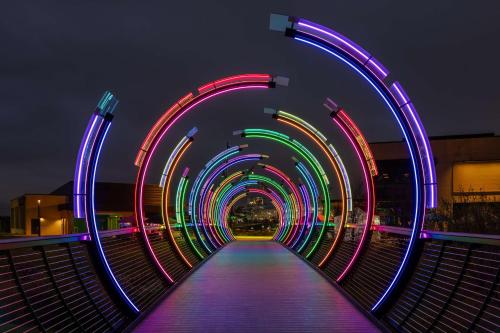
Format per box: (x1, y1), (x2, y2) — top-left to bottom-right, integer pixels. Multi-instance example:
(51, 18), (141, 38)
(332, 109), (376, 280)
(134, 74), (278, 282)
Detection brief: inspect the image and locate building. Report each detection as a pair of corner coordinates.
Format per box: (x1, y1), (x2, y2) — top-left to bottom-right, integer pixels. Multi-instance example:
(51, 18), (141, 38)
(10, 181), (163, 236)
(0, 216), (11, 234)
(371, 133), (500, 232)
(231, 195), (278, 236)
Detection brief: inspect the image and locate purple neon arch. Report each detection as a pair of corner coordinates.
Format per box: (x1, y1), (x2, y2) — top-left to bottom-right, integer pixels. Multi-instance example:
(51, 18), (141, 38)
(73, 92), (139, 314)
(270, 14), (437, 312)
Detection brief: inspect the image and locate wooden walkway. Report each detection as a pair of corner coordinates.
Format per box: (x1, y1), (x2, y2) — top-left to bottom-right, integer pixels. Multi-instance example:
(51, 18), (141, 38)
(133, 241), (381, 332)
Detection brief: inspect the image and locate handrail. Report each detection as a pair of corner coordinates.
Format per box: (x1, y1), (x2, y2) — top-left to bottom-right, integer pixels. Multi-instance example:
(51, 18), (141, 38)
(371, 225), (500, 246)
(421, 230), (500, 246)
(371, 225), (412, 236)
(97, 227), (138, 238)
(0, 226), (163, 250)
(0, 233), (86, 250)
(0, 226), (498, 250)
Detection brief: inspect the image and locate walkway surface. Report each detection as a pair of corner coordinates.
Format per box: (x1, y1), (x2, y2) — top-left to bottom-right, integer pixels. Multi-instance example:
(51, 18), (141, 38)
(133, 241), (380, 332)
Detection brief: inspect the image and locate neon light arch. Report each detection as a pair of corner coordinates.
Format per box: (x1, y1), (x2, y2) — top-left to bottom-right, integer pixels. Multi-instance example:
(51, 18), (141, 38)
(270, 14), (437, 312)
(264, 108), (351, 265)
(159, 128), (197, 268)
(202, 185), (225, 247)
(294, 160), (320, 253)
(234, 128), (331, 258)
(257, 164), (304, 245)
(238, 188), (286, 240)
(249, 185), (291, 241)
(189, 145), (244, 253)
(324, 99), (377, 280)
(240, 169), (301, 242)
(201, 164), (305, 245)
(134, 73), (286, 283)
(73, 92), (139, 314)
(206, 172), (295, 242)
(206, 180), (260, 239)
(170, 145), (298, 258)
(209, 174), (296, 240)
(212, 180), (260, 215)
(200, 163), (302, 245)
(175, 170), (205, 260)
(222, 192), (249, 236)
(206, 170), (246, 242)
(196, 153), (268, 248)
(246, 173), (302, 243)
(293, 183), (310, 248)
(219, 188), (286, 240)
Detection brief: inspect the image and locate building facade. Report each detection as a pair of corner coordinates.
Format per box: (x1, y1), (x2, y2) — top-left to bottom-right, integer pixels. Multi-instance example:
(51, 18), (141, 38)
(371, 133), (499, 233)
(10, 182), (163, 236)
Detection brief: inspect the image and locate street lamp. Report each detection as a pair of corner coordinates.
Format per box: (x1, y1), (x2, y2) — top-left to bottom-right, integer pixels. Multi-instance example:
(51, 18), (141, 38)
(37, 199), (41, 236)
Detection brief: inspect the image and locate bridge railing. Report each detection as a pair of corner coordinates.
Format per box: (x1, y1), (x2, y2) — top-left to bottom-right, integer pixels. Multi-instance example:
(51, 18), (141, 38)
(383, 228), (499, 332)
(0, 226), (201, 332)
(0, 230), (128, 332)
(307, 224), (499, 332)
(1, 226), (498, 332)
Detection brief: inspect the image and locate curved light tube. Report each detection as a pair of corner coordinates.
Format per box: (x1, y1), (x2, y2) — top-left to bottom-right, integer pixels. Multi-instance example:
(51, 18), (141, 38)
(159, 128), (197, 268)
(211, 180), (259, 236)
(202, 186), (223, 248)
(175, 171), (205, 260)
(256, 187), (290, 240)
(74, 92), (139, 314)
(266, 109), (350, 264)
(245, 174), (299, 242)
(270, 15), (436, 311)
(216, 173), (246, 241)
(246, 188), (285, 240)
(224, 188), (285, 239)
(189, 145), (242, 253)
(204, 170), (292, 243)
(293, 183), (310, 249)
(206, 171), (246, 242)
(211, 174), (294, 241)
(258, 164), (303, 245)
(266, 108), (352, 211)
(214, 181), (288, 240)
(295, 161), (320, 253)
(134, 74), (279, 282)
(235, 128), (330, 258)
(222, 192), (248, 237)
(213, 180), (255, 241)
(197, 154), (267, 248)
(329, 104), (376, 280)
(204, 185), (231, 245)
(74, 92), (117, 226)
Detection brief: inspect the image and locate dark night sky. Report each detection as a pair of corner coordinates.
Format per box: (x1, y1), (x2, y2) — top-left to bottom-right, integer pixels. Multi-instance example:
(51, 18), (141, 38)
(1, 1), (499, 215)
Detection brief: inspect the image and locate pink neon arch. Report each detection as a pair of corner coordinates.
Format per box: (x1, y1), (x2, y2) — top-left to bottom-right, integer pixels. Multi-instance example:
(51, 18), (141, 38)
(134, 74), (279, 282)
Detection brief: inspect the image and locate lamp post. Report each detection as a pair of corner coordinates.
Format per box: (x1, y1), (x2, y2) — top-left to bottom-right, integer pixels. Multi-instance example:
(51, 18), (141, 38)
(37, 199), (41, 236)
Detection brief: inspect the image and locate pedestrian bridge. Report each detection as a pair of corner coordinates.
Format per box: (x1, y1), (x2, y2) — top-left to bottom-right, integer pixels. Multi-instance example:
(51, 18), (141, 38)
(2, 13), (498, 333)
(0, 227), (498, 332)
(133, 241), (380, 332)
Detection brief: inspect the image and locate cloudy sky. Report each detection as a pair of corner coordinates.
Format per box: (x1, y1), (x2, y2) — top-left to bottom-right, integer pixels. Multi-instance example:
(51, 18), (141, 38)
(1, 1), (499, 215)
